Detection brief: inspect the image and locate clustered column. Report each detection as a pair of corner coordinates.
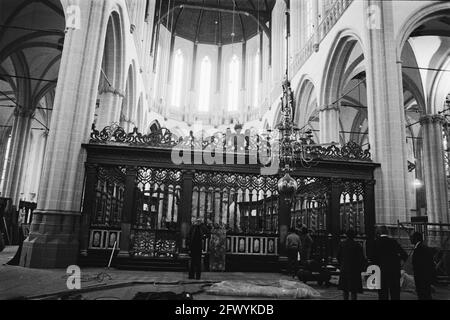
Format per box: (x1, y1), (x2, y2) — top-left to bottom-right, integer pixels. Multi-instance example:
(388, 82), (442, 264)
(2, 107), (34, 205)
(20, 0), (111, 268)
(420, 114), (449, 224)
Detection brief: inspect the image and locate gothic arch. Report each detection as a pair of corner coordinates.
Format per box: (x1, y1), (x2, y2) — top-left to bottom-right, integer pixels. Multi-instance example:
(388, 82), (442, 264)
(102, 10), (126, 92)
(294, 77), (318, 128)
(96, 9), (126, 127)
(120, 63), (137, 130)
(397, 3), (450, 61)
(321, 32), (368, 145)
(321, 32), (366, 107)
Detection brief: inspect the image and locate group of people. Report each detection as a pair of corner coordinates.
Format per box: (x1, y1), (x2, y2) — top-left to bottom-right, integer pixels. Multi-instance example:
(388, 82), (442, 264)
(187, 220), (437, 300)
(337, 226), (436, 300)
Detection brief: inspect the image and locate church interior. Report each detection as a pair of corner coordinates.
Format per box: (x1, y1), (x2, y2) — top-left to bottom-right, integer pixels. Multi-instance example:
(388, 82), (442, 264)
(0, 0), (450, 288)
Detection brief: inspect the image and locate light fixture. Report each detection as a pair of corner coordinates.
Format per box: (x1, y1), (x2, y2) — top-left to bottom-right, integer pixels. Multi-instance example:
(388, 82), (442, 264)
(277, 1), (316, 198)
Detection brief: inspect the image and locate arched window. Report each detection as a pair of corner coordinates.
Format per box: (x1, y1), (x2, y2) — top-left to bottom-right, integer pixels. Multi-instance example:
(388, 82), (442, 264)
(199, 56), (212, 112)
(152, 45), (161, 100)
(171, 49), (184, 107)
(253, 51), (260, 107)
(228, 55), (240, 111)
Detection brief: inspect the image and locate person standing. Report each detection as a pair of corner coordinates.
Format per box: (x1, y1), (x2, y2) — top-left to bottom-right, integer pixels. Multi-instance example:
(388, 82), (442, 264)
(411, 232), (435, 300)
(337, 229), (367, 300)
(286, 228), (301, 278)
(373, 226), (408, 300)
(299, 227), (313, 264)
(188, 218), (207, 280)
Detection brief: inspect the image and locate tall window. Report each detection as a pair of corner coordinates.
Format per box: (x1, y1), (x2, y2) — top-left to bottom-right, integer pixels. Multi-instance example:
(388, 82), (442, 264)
(253, 51), (260, 107)
(228, 55), (240, 111)
(198, 56), (212, 112)
(171, 49), (184, 107)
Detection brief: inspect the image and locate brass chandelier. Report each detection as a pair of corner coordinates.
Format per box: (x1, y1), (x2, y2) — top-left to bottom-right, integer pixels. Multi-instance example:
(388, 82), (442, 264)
(277, 0), (317, 201)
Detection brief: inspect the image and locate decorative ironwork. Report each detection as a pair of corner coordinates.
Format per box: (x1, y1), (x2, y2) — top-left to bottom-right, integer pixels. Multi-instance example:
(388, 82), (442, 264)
(131, 167), (182, 257)
(193, 171), (280, 234)
(90, 123), (371, 162)
(90, 123), (179, 148)
(340, 180), (366, 235)
(130, 230), (178, 258)
(291, 177), (331, 233)
(91, 166), (126, 228)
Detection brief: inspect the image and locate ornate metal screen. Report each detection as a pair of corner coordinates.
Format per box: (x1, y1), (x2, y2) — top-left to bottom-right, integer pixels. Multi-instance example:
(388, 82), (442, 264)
(291, 177), (330, 232)
(91, 166), (125, 228)
(339, 180), (365, 236)
(83, 124), (376, 265)
(130, 167), (182, 258)
(88, 166), (125, 250)
(192, 171), (279, 234)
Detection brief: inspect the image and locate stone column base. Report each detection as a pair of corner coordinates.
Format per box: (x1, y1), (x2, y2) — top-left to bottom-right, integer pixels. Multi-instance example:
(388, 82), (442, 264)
(20, 211), (80, 269)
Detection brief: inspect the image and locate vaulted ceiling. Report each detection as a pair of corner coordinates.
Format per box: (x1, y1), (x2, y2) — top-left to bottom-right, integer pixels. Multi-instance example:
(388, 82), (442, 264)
(0, 0), (65, 131)
(157, 0), (276, 45)
(410, 13), (450, 38)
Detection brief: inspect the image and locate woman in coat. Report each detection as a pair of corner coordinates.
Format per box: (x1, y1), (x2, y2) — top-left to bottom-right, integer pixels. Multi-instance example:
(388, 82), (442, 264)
(337, 229), (367, 300)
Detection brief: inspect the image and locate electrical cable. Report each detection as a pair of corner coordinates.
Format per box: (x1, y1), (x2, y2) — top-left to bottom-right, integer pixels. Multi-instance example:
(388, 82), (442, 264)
(0, 89), (49, 131)
(401, 65), (450, 73)
(299, 78), (367, 132)
(0, 73), (57, 83)
(0, 24), (64, 34)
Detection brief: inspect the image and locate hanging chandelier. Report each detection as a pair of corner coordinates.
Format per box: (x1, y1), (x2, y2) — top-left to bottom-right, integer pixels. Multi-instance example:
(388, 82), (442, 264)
(277, 0), (317, 200)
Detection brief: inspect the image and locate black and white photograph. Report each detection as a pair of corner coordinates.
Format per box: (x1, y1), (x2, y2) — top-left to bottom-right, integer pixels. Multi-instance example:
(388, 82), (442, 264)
(0, 0), (449, 313)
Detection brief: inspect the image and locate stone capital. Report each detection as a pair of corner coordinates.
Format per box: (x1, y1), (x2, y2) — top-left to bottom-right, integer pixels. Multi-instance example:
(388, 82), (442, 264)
(14, 106), (35, 118)
(319, 103), (340, 112)
(419, 114), (446, 126)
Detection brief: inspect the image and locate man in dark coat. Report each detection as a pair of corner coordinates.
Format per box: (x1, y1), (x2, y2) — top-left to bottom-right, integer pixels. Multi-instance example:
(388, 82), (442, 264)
(373, 226), (408, 300)
(299, 227), (313, 264)
(188, 218), (208, 280)
(411, 232), (435, 300)
(337, 229), (367, 300)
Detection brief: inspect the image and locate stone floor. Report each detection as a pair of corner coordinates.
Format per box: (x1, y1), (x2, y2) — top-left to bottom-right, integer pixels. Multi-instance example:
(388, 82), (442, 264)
(1, 246), (450, 300)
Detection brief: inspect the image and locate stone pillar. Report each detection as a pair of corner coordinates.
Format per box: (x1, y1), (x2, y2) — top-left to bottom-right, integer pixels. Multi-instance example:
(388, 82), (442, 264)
(363, 0), (410, 225)
(319, 104), (340, 144)
(20, 0), (112, 268)
(19, 129), (48, 202)
(2, 108), (34, 205)
(420, 115), (449, 224)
